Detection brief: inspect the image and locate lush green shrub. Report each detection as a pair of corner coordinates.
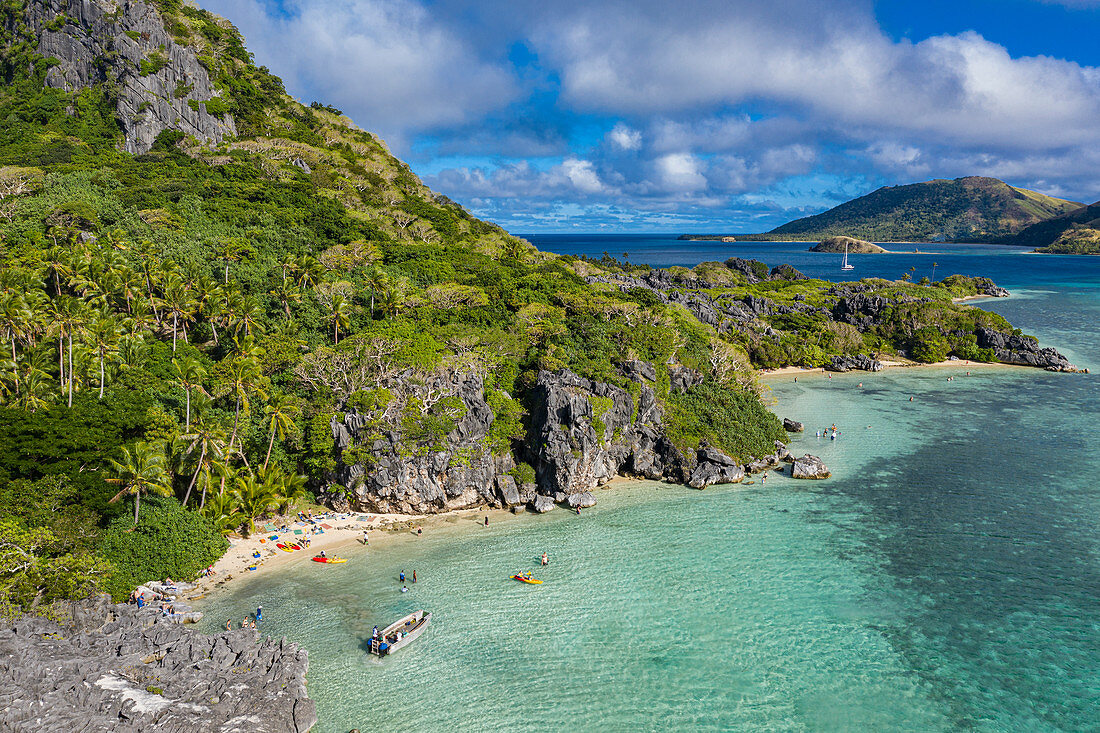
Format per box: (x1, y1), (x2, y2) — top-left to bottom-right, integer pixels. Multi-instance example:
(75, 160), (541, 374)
(99, 496), (228, 599)
(664, 380), (785, 462)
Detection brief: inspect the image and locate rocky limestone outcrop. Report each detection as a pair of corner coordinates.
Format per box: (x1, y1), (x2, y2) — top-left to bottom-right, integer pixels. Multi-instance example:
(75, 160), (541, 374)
(21, 0), (237, 153)
(975, 328), (1077, 371)
(791, 454), (831, 479)
(686, 446), (745, 489)
(529, 369), (682, 496)
(827, 354), (884, 372)
(324, 372), (512, 514)
(782, 418), (804, 432)
(566, 491), (597, 508)
(0, 597), (315, 733)
(530, 494), (555, 513)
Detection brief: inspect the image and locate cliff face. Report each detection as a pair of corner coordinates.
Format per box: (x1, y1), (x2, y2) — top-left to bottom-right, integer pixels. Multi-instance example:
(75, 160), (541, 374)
(20, 0), (236, 153)
(320, 364), (771, 514)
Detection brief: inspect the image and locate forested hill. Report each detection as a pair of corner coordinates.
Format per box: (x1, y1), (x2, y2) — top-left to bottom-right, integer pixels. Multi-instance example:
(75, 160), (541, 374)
(751, 177), (1080, 242)
(0, 0), (1075, 617)
(1006, 201), (1100, 254)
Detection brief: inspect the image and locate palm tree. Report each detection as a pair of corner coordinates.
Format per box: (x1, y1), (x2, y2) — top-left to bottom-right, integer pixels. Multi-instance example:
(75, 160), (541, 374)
(363, 266), (387, 317)
(172, 355), (208, 430)
(295, 255), (322, 290)
(16, 368), (54, 412)
(233, 473), (279, 535)
(263, 393), (300, 470)
(235, 298), (264, 339)
(134, 240), (163, 323)
(46, 296), (86, 407)
(180, 418), (227, 507)
(225, 355), (268, 458)
(261, 465), (309, 515)
(329, 292), (351, 344)
(0, 293), (31, 395)
(931, 262), (938, 282)
(200, 489), (245, 536)
(86, 308), (122, 399)
(162, 275), (196, 352)
(107, 441), (170, 524)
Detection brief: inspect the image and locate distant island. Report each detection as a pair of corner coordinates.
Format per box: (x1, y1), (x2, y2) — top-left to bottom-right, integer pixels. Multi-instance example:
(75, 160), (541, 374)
(1005, 201), (1100, 254)
(809, 236), (887, 254)
(680, 177), (1082, 244)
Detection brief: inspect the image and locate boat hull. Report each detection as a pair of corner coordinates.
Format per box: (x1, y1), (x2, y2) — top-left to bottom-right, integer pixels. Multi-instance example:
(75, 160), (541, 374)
(369, 610), (431, 657)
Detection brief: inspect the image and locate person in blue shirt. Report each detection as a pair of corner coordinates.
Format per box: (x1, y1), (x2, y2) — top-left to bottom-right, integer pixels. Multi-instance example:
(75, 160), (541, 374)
(256, 605), (263, 622)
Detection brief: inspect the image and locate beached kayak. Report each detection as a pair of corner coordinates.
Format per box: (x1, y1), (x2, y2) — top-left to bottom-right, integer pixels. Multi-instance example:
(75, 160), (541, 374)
(276, 543), (294, 552)
(510, 574), (542, 584)
(311, 556), (346, 563)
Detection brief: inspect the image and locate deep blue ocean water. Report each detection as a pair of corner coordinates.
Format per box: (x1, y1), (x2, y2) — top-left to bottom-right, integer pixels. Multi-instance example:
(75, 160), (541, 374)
(201, 236), (1100, 731)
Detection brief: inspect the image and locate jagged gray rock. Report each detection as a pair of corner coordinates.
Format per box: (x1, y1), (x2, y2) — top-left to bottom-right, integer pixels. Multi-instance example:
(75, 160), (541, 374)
(827, 354), (884, 372)
(326, 373), (510, 513)
(782, 418), (804, 433)
(687, 445), (745, 489)
(23, 0), (237, 154)
(529, 369), (680, 496)
(566, 491), (597, 508)
(791, 454), (831, 479)
(530, 494), (555, 513)
(976, 328), (1077, 371)
(0, 599), (315, 733)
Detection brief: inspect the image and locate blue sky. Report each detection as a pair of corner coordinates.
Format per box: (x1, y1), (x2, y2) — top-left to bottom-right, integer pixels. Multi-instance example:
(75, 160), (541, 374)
(204, 0), (1100, 232)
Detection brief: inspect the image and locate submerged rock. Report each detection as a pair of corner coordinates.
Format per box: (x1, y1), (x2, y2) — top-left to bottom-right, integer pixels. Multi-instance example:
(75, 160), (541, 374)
(791, 454), (831, 479)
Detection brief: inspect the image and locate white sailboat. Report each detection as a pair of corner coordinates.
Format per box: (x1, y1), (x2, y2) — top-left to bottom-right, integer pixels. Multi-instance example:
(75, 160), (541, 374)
(841, 240), (855, 271)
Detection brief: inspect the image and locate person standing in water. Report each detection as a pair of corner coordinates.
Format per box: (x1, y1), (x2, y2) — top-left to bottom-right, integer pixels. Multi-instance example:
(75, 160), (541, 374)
(541, 552), (549, 566)
(399, 571), (405, 583)
(412, 570), (417, 583)
(484, 516), (489, 526)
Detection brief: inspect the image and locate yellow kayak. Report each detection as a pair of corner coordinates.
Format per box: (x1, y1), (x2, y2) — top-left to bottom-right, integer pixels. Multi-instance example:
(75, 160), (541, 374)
(311, 556), (347, 564)
(511, 574), (542, 584)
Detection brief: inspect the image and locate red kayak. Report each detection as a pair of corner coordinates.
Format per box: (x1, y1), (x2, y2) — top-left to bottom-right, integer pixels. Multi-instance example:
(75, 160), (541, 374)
(311, 556), (346, 563)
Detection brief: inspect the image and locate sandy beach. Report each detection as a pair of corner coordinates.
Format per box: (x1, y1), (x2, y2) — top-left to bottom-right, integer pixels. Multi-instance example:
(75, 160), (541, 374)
(758, 358), (1013, 379)
(190, 505), (518, 602)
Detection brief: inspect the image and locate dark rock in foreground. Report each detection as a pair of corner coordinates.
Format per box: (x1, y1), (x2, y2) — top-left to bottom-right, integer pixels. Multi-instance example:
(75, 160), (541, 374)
(0, 598), (315, 733)
(791, 454), (831, 479)
(782, 418), (804, 433)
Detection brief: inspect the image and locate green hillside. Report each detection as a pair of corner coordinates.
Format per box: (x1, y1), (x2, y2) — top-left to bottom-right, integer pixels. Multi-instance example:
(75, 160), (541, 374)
(1006, 201), (1100, 253)
(764, 177), (1082, 242)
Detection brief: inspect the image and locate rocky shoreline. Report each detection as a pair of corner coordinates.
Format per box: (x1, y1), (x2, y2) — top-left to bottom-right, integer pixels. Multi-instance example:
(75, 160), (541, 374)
(0, 597), (316, 732)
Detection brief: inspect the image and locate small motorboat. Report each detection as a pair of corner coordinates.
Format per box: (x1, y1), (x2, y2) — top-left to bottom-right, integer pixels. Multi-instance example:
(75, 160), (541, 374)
(510, 573), (542, 585)
(368, 610), (431, 657)
(311, 556), (346, 563)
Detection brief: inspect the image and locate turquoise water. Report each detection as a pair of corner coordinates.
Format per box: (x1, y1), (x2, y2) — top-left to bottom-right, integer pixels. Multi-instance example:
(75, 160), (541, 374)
(200, 246), (1100, 732)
